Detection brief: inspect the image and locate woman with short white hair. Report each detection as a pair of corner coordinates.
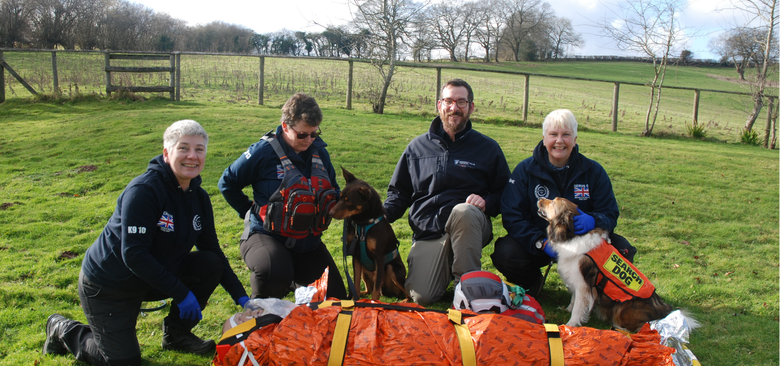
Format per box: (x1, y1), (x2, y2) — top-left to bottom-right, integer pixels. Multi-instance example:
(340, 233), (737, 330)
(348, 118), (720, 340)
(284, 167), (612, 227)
(43, 120), (249, 366)
(492, 109), (637, 295)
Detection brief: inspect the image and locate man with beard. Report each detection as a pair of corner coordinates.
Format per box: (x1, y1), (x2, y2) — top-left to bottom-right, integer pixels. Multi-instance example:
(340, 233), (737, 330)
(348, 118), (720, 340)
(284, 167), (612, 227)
(384, 79), (510, 305)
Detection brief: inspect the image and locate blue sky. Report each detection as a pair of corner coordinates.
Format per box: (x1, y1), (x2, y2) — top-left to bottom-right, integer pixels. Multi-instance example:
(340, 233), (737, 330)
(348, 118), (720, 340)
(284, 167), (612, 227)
(132, 0), (749, 60)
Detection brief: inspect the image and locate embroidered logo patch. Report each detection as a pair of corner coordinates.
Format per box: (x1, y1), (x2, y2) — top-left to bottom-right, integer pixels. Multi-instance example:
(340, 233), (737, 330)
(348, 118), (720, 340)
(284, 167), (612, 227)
(574, 184), (590, 200)
(603, 253), (644, 291)
(276, 164), (285, 178)
(454, 159), (476, 168)
(127, 226), (147, 234)
(534, 184), (549, 199)
(193, 215), (202, 231)
(157, 211), (174, 232)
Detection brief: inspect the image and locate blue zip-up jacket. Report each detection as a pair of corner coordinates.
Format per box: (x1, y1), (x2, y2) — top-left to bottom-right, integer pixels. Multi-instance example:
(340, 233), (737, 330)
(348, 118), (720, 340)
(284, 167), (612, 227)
(501, 140), (619, 255)
(81, 155), (247, 305)
(218, 125), (340, 252)
(384, 116), (510, 241)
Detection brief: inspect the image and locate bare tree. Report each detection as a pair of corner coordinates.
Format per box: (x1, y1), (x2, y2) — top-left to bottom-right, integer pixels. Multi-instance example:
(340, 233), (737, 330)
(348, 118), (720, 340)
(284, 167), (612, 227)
(427, 2), (466, 61)
(595, 0), (685, 136)
(350, 0), (426, 114)
(710, 27), (766, 79)
(548, 16), (583, 59)
(727, 0), (779, 135)
(501, 0), (551, 61)
(474, 0), (508, 62)
(0, 0), (33, 47)
(461, 1), (482, 62)
(409, 10), (437, 62)
(30, 0), (93, 48)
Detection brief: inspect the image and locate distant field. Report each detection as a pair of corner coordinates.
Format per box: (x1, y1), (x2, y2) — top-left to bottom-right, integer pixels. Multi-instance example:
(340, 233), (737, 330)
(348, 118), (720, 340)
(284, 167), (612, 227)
(2, 51), (777, 143)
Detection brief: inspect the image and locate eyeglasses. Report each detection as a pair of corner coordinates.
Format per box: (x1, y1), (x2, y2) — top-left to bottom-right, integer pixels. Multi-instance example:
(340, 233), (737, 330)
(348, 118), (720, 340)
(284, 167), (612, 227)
(288, 124), (322, 139)
(440, 98), (470, 108)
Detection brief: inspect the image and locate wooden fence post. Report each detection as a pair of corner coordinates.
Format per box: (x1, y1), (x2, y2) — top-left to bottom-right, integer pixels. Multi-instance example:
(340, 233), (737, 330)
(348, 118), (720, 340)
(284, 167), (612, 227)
(692, 89), (700, 125)
(258, 56), (265, 105)
(175, 53), (181, 101)
(346, 60), (353, 110)
(51, 51), (60, 97)
(523, 74), (530, 123)
(763, 97), (775, 148)
(0, 51), (5, 103)
(104, 51), (111, 97)
(612, 82), (620, 131)
(168, 54), (175, 100)
(436, 67), (441, 102)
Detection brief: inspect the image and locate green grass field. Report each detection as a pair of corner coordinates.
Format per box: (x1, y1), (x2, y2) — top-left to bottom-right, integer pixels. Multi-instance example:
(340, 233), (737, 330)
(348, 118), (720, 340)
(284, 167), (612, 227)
(0, 93), (777, 365)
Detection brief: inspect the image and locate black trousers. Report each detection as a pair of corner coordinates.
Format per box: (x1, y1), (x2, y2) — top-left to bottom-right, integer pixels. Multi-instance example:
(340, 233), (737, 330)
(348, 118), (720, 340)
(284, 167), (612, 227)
(240, 232), (347, 300)
(491, 233), (637, 294)
(64, 251), (224, 366)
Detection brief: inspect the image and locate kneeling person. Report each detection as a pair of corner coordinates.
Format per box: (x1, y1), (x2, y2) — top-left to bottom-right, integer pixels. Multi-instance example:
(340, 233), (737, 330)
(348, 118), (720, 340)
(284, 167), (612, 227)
(43, 120), (249, 366)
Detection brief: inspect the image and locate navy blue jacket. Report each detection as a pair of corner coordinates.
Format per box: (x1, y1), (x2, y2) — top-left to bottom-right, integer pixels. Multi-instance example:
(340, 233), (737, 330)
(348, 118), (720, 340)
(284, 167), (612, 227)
(501, 140), (620, 255)
(82, 155), (247, 305)
(384, 117), (510, 241)
(218, 125), (340, 252)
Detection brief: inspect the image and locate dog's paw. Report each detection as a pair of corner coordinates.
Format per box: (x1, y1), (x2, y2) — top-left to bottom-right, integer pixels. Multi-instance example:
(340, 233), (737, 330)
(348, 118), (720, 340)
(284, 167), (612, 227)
(565, 303), (574, 312)
(565, 319), (582, 328)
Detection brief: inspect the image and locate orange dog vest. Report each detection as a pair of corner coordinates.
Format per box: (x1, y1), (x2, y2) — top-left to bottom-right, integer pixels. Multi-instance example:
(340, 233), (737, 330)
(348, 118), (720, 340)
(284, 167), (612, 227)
(585, 240), (655, 302)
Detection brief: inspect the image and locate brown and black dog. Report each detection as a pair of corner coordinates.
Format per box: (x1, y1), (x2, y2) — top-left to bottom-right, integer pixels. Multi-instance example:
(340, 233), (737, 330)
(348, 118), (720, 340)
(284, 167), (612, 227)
(329, 167), (411, 302)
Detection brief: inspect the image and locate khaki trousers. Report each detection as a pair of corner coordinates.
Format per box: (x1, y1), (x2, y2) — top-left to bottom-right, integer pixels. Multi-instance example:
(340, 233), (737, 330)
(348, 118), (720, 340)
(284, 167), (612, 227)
(404, 203), (492, 305)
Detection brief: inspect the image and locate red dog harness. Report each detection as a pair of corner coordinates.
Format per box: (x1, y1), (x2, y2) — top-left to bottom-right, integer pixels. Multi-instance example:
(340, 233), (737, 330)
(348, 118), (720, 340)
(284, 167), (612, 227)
(585, 240), (655, 302)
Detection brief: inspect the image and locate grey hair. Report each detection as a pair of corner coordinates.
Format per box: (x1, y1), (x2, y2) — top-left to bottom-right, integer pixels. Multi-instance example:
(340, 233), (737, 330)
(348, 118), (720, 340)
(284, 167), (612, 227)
(163, 119), (209, 152)
(542, 109), (578, 137)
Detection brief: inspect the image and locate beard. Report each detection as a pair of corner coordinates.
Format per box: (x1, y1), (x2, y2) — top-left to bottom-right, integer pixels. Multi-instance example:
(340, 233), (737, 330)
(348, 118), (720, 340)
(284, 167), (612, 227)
(440, 109), (471, 135)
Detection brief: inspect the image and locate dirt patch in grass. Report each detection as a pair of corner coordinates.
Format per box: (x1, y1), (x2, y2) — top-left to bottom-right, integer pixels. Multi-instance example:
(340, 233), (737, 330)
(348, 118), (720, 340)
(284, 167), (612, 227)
(0, 202), (22, 210)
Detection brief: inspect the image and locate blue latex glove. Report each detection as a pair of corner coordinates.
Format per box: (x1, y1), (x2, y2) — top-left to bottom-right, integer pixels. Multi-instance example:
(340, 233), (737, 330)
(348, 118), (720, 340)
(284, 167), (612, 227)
(574, 208), (596, 235)
(177, 291), (202, 321)
(237, 296), (250, 308)
(541, 238), (558, 261)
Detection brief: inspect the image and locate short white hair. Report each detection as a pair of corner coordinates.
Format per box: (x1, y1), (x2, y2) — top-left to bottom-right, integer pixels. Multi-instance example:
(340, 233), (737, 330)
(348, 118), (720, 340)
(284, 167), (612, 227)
(542, 109), (578, 137)
(163, 120), (208, 152)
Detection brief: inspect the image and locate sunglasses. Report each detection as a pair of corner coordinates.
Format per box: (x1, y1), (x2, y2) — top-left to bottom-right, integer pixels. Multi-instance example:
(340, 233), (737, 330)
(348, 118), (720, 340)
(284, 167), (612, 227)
(288, 124), (322, 139)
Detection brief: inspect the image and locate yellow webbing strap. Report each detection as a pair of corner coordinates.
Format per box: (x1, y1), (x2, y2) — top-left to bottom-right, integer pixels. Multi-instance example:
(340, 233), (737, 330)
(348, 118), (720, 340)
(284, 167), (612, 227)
(218, 317), (258, 343)
(544, 324), (565, 366)
(447, 309), (476, 366)
(327, 301), (355, 366)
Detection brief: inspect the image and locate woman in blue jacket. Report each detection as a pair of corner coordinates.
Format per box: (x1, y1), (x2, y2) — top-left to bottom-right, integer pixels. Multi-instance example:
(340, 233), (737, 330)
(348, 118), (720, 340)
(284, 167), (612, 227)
(43, 120), (249, 366)
(219, 93), (346, 300)
(492, 109), (637, 295)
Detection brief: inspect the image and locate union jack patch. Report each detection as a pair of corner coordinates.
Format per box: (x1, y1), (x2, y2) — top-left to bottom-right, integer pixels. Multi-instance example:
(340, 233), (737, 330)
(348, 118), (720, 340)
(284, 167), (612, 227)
(574, 184), (590, 200)
(157, 211), (174, 232)
(276, 164), (285, 179)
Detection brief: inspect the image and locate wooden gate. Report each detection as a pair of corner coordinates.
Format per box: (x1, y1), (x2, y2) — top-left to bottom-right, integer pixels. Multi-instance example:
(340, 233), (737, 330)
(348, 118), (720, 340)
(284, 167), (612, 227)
(104, 52), (180, 101)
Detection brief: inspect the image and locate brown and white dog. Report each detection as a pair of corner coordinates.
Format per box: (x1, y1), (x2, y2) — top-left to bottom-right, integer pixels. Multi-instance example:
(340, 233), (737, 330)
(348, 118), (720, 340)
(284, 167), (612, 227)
(537, 197), (697, 332)
(329, 167), (412, 302)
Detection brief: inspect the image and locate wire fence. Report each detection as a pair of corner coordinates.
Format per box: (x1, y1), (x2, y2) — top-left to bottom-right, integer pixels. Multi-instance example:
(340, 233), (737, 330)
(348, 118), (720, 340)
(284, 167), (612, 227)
(1, 48), (777, 144)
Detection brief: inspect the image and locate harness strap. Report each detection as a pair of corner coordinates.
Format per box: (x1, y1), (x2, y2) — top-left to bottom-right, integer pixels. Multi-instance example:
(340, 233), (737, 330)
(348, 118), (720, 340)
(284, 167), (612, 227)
(448, 309), (477, 366)
(354, 216), (399, 271)
(326, 300), (355, 366)
(544, 324), (565, 366)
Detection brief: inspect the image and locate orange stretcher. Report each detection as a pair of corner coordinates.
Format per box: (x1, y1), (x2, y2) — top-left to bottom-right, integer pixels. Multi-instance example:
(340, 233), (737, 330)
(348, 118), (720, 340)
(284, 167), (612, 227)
(214, 299), (676, 366)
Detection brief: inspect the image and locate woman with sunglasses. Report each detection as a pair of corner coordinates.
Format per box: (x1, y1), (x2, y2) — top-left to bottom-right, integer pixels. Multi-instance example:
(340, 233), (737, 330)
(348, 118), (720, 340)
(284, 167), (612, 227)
(219, 93), (347, 300)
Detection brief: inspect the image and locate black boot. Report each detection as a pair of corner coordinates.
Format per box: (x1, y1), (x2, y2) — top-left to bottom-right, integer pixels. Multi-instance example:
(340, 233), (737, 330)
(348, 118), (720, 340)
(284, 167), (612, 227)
(161, 319), (215, 355)
(43, 314), (74, 355)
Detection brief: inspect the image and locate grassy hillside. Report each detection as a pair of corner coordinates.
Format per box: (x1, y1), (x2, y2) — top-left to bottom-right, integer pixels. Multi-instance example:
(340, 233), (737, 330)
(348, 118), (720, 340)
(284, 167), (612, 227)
(0, 98), (777, 365)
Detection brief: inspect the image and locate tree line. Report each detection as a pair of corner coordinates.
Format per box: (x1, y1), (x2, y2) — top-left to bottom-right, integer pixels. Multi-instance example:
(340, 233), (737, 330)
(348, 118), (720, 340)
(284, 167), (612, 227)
(0, 0), (584, 61)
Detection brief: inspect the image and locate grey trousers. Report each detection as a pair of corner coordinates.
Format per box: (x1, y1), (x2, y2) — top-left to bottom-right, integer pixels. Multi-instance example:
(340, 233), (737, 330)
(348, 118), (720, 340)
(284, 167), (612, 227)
(404, 203), (493, 305)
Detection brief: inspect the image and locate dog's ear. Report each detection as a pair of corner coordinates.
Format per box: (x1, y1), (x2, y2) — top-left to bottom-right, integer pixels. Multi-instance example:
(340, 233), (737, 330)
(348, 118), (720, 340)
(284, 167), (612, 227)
(357, 187), (373, 201)
(341, 166), (356, 183)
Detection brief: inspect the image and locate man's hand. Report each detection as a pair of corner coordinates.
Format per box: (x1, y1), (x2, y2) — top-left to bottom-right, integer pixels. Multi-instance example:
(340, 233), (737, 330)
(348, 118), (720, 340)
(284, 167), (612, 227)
(465, 194), (486, 212)
(573, 208), (596, 235)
